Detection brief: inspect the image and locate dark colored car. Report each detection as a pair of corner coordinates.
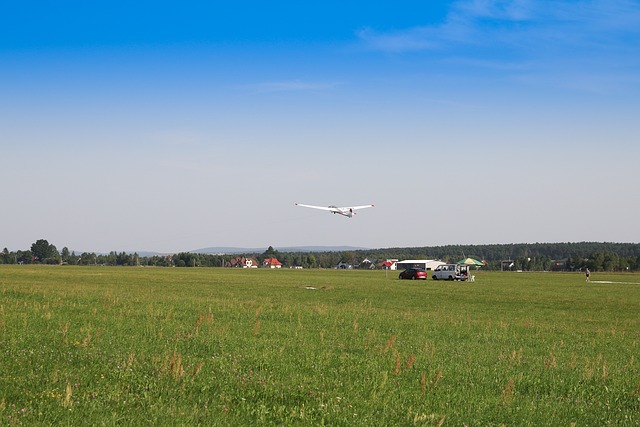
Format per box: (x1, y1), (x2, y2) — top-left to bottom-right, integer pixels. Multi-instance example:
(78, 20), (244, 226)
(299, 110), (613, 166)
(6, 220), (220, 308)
(398, 268), (427, 280)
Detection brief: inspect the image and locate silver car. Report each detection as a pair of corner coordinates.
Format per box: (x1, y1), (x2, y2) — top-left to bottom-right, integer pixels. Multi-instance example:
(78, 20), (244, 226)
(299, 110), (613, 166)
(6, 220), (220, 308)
(431, 264), (469, 281)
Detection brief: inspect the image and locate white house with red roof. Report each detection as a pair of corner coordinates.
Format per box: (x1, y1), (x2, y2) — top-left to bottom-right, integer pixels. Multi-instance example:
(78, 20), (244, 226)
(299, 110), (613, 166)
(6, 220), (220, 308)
(378, 259), (398, 270)
(263, 257), (283, 268)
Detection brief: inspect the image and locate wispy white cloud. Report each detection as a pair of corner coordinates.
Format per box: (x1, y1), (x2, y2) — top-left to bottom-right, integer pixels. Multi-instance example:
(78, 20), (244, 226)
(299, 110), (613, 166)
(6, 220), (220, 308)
(354, 1), (537, 53)
(356, 0), (640, 92)
(356, 0), (640, 54)
(356, 0), (534, 53)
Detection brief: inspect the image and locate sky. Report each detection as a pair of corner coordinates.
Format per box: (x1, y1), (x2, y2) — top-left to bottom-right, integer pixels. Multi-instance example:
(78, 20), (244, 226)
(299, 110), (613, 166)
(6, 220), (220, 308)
(2, 0), (639, 253)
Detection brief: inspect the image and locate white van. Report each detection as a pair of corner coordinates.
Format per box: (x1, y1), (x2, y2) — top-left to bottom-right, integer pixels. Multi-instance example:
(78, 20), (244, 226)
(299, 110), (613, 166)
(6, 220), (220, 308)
(431, 264), (470, 281)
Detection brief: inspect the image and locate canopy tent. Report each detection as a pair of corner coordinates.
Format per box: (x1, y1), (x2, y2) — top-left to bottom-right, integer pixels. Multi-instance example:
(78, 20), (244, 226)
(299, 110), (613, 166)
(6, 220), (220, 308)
(456, 258), (485, 267)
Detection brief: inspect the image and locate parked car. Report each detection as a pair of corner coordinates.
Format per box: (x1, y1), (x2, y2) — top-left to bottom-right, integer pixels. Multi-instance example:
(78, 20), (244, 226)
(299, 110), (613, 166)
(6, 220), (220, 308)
(398, 268), (427, 280)
(431, 264), (469, 281)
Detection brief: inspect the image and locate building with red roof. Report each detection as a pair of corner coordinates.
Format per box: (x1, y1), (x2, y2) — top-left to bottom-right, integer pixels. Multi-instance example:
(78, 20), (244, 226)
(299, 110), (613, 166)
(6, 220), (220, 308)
(263, 257), (283, 268)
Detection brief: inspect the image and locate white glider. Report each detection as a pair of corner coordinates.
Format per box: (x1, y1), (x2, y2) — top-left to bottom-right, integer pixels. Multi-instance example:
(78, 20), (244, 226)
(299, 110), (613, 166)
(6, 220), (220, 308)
(295, 203), (375, 218)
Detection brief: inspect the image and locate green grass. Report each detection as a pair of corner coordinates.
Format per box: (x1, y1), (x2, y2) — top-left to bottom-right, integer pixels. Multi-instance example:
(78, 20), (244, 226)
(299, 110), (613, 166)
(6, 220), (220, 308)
(1, 266), (639, 426)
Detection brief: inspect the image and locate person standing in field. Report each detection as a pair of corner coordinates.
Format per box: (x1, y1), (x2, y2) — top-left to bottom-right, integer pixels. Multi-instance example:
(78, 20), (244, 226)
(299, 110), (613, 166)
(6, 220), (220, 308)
(585, 268), (590, 282)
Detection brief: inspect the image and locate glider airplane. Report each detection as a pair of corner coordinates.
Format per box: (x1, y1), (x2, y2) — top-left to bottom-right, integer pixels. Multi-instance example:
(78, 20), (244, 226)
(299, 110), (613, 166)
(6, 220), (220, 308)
(295, 203), (375, 218)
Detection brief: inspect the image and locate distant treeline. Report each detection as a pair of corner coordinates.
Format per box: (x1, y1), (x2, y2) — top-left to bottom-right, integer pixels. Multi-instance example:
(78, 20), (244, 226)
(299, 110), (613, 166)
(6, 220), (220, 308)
(358, 242), (640, 272)
(2, 240), (640, 272)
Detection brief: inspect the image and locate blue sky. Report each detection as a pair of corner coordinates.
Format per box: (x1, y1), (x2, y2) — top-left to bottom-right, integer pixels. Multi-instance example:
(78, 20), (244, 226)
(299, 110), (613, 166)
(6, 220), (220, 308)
(2, 0), (639, 253)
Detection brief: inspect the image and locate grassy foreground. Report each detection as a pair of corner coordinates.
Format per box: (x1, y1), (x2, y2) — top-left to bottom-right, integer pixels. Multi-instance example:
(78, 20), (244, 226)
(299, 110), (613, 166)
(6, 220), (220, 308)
(0, 265), (639, 426)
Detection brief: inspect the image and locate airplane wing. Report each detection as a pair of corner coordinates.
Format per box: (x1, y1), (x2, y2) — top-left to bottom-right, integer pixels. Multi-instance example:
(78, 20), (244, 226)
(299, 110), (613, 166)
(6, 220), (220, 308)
(295, 203), (334, 211)
(349, 204), (375, 211)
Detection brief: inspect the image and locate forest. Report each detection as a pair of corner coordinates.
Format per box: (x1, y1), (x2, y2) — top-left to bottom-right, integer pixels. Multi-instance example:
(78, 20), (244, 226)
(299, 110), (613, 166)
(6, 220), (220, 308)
(2, 240), (640, 272)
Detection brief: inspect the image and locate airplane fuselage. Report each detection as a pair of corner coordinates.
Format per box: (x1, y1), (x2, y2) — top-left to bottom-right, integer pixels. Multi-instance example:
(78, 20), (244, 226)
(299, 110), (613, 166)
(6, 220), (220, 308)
(331, 207), (354, 217)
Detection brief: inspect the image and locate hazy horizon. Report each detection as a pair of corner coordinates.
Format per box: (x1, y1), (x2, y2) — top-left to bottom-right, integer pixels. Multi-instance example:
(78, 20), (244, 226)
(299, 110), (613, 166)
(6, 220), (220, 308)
(4, 241), (639, 258)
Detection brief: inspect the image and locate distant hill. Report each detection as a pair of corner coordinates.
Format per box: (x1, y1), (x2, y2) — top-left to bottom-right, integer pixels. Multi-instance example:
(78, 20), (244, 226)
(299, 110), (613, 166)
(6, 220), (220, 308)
(191, 246), (369, 254)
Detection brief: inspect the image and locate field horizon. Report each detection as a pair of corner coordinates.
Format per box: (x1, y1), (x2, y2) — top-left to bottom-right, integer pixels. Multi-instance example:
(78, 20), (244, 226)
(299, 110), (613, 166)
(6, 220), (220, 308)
(1, 265), (638, 425)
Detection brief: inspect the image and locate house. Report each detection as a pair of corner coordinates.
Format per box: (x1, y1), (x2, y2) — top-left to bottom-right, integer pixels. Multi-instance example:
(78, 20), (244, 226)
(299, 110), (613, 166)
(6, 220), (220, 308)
(226, 256), (259, 268)
(263, 257), (283, 268)
(360, 258), (376, 269)
(378, 259), (398, 270)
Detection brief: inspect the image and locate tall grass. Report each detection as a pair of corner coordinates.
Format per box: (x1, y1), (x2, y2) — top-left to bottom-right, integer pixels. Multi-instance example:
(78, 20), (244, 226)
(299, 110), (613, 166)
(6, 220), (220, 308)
(0, 266), (638, 425)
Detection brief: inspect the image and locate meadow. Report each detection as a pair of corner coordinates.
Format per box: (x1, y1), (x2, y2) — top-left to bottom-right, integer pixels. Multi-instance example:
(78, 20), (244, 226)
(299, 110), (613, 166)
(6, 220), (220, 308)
(0, 265), (639, 426)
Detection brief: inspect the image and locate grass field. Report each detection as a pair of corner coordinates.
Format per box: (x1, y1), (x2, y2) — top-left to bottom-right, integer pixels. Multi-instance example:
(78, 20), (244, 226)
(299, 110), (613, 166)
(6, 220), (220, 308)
(1, 265), (639, 426)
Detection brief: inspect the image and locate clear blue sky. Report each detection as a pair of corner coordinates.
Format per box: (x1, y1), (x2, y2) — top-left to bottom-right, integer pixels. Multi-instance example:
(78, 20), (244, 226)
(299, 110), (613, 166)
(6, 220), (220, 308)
(2, 1), (639, 253)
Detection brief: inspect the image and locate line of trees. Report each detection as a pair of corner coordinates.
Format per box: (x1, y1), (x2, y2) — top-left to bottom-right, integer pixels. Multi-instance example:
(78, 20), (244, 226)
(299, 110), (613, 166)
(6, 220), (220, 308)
(2, 240), (640, 272)
(363, 242), (640, 272)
